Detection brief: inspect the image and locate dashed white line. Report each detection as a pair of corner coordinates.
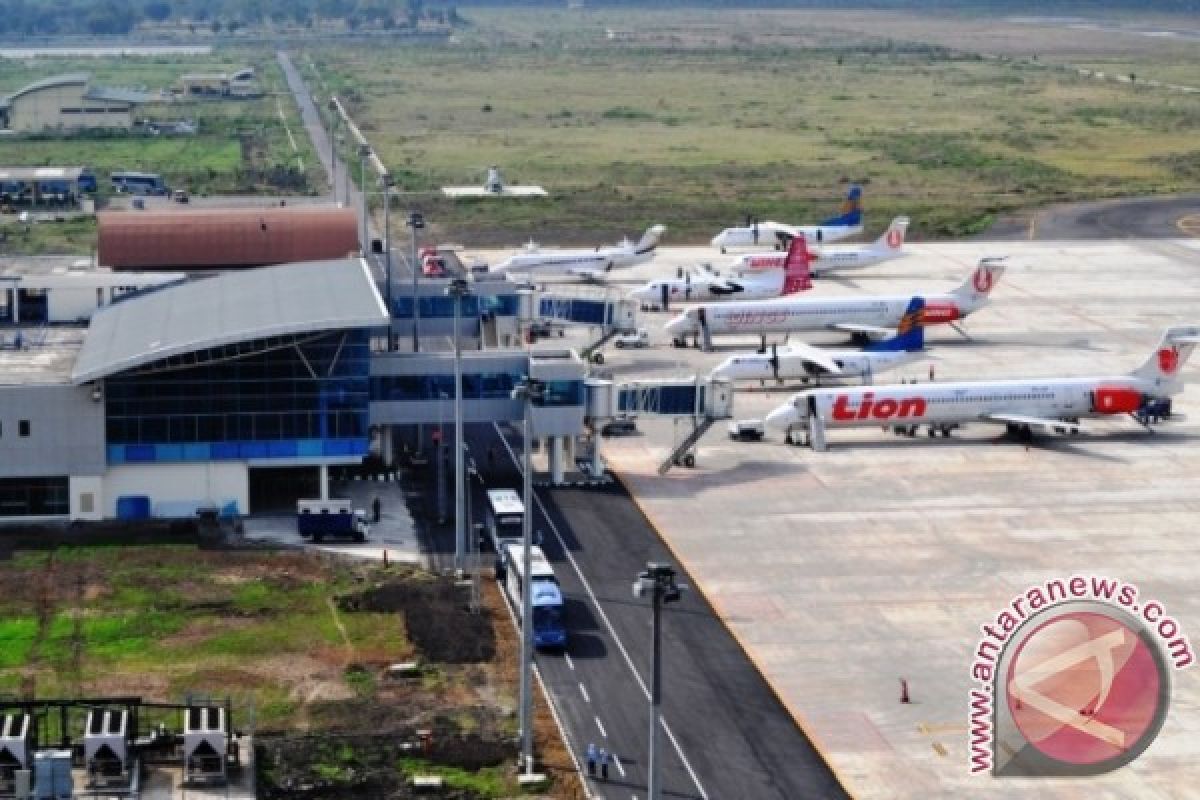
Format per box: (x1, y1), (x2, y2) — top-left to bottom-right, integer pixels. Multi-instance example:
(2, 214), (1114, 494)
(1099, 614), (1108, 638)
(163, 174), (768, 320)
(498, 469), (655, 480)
(613, 752), (627, 777)
(564, 652), (575, 671)
(494, 422), (710, 800)
(579, 682), (591, 704)
(595, 716), (608, 739)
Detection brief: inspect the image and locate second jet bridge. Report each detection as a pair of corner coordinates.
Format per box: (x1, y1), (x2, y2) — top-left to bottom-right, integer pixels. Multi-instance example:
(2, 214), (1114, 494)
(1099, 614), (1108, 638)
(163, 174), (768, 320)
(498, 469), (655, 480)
(529, 289), (638, 362)
(586, 376), (735, 474)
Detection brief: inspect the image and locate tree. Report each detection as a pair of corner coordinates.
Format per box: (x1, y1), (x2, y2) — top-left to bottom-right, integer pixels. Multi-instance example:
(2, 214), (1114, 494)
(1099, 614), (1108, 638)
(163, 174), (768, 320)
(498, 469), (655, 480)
(210, 18), (221, 33)
(143, 0), (170, 22)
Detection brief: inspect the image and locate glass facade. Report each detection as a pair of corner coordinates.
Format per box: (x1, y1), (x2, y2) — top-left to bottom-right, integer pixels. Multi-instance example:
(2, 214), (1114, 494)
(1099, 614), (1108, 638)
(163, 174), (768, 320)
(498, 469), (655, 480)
(370, 373), (583, 407)
(105, 331), (370, 464)
(389, 293), (520, 320)
(0, 477), (68, 516)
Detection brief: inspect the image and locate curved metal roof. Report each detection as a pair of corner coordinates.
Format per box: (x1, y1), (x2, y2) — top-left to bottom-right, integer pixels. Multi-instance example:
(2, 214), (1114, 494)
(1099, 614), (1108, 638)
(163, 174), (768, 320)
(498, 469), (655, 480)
(71, 258), (388, 384)
(97, 207), (360, 269)
(1, 74), (90, 108)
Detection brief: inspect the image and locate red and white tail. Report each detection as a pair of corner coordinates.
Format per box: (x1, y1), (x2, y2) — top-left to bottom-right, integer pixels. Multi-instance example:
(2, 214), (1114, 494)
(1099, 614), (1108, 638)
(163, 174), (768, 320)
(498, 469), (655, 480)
(1131, 326), (1200, 386)
(950, 257), (1005, 309)
(781, 234), (813, 295)
(872, 216), (909, 254)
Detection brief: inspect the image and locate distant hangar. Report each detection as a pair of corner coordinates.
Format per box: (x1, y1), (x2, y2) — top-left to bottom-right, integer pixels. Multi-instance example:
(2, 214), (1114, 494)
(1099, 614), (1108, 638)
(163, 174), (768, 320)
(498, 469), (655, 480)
(97, 207), (360, 270)
(0, 74), (149, 133)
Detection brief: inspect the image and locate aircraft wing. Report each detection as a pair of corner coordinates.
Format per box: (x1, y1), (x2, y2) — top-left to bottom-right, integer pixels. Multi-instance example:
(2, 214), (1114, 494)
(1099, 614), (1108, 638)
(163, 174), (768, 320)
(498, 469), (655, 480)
(981, 413), (1085, 435)
(783, 342), (843, 374)
(828, 322), (893, 339)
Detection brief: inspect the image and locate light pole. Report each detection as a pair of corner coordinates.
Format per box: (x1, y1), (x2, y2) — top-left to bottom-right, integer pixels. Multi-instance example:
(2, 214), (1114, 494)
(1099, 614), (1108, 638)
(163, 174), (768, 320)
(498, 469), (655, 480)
(446, 278), (471, 574)
(381, 173), (395, 349)
(407, 211), (425, 352)
(436, 392), (448, 523)
(357, 144), (371, 254)
(633, 562), (685, 800)
(327, 98), (338, 203)
(511, 376), (546, 777)
(467, 461), (482, 613)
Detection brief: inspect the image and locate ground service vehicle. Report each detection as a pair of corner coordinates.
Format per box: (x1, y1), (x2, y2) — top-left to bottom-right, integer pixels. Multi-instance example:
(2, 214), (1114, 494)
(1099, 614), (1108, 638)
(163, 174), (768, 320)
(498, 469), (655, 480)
(728, 419), (766, 441)
(485, 489), (524, 551)
(614, 329), (650, 349)
(296, 499), (369, 542)
(501, 542), (567, 650)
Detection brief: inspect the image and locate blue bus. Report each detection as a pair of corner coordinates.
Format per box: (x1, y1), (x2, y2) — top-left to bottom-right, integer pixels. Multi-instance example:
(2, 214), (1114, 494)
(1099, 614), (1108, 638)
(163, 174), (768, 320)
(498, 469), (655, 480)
(111, 171), (168, 196)
(502, 542), (567, 650)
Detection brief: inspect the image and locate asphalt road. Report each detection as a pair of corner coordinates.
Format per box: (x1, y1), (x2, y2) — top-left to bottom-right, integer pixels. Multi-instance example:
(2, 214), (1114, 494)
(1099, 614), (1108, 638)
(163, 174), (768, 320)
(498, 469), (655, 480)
(985, 194), (1200, 240)
(419, 423), (847, 800)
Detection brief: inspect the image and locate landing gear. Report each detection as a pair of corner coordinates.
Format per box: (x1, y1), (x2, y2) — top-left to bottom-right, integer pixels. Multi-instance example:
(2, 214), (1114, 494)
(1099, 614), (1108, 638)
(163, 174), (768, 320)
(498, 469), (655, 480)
(673, 452), (696, 468)
(757, 334), (768, 354)
(591, 352), (605, 365)
(672, 337), (686, 348)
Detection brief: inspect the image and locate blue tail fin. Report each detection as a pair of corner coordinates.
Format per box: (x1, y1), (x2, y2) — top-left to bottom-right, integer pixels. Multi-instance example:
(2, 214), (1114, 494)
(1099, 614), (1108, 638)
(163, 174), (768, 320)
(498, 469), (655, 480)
(866, 296), (925, 352)
(820, 184), (863, 227)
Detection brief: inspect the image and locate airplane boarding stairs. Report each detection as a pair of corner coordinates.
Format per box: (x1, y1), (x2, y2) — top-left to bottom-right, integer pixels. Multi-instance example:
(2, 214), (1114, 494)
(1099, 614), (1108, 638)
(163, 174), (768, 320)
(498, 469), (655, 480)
(584, 376), (734, 475)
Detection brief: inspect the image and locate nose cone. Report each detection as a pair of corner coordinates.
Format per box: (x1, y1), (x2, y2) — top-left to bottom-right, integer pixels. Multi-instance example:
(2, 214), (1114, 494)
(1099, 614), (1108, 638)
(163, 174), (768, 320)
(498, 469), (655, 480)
(664, 313), (694, 338)
(630, 283), (655, 304)
(765, 400), (801, 431)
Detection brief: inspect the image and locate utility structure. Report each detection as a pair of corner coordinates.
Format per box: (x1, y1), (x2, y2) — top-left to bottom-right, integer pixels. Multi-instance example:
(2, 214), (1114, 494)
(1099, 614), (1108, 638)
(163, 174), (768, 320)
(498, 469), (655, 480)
(446, 278), (471, 573)
(511, 376), (546, 777)
(633, 562), (685, 800)
(326, 97), (338, 203)
(357, 143), (371, 251)
(408, 210), (425, 351)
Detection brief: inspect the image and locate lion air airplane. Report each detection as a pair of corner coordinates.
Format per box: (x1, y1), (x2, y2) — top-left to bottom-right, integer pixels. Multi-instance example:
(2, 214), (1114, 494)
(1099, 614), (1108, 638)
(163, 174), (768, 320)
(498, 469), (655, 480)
(764, 326), (1200, 450)
(810, 216), (909, 277)
(491, 224), (666, 280)
(664, 258), (1005, 350)
(710, 186), (864, 253)
(629, 235), (812, 310)
(710, 296), (927, 385)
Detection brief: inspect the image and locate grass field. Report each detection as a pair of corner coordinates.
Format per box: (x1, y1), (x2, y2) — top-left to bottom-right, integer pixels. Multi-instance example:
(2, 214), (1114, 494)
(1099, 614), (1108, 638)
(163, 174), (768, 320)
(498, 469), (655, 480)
(310, 8), (1200, 245)
(0, 50), (320, 197)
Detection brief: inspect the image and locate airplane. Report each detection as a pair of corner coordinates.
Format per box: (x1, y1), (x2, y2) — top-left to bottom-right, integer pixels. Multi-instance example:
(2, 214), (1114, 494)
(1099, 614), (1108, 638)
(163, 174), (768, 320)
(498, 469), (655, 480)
(710, 186), (864, 253)
(664, 257), (1006, 351)
(810, 216), (909, 277)
(764, 326), (1200, 451)
(490, 224), (667, 281)
(629, 234), (812, 310)
(441, 165), (547, 197)
(710, 296), (927, 385)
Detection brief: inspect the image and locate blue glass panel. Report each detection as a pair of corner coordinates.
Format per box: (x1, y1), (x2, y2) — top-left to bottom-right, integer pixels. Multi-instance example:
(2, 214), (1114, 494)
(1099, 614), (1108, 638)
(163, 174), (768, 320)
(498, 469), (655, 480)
(267, 440), (298, 458)
(125, 445), (156, 462)
(297, 440), (324, 457)
(239, 441), (270, 459)
(211, 442), (240, 460)
(155, 444), (185, 462)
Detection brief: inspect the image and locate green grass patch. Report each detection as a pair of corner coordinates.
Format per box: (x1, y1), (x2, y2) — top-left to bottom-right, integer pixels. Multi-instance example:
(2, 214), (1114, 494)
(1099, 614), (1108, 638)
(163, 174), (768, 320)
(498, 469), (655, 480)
(397, 757), (513, 797)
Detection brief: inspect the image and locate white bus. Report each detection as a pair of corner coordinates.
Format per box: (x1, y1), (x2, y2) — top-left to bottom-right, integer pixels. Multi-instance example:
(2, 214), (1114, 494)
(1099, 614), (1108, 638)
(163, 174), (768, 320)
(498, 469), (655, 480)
(485, 488), (524, 551)
(501, 542), (567, 650)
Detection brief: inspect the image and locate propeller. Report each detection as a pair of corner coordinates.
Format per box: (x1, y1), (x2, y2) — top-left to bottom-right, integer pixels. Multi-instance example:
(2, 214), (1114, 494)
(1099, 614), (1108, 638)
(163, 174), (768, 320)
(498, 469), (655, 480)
(769, 343), (782, 384)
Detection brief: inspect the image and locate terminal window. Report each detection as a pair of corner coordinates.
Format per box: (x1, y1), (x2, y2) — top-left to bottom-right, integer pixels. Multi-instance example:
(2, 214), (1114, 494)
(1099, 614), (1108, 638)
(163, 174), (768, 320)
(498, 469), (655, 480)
(0, 477), (68, 516)
(18, 420), (29, 437)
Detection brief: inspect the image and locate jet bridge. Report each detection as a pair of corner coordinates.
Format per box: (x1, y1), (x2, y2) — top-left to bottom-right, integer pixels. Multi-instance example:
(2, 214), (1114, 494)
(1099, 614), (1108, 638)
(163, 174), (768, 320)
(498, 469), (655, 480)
(585, 376), (734, 474)
(526, 288), (638, 363)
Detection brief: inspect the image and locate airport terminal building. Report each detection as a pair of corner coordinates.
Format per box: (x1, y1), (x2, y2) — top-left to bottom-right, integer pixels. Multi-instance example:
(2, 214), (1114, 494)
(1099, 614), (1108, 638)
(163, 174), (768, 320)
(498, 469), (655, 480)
(0, 258), (590, 521)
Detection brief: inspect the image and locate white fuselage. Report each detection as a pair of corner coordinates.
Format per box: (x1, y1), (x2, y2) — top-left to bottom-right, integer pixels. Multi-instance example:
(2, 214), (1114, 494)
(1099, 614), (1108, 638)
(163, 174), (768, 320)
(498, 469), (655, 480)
(712, 222), (862, 251)
(665, 294), (963, 338)
(631, 269), (786, 305)
(811, 245), (902, 276)
(767, 376), (1159, 432)
(713, 348), (923, 384)
(495, 244), (653, 275)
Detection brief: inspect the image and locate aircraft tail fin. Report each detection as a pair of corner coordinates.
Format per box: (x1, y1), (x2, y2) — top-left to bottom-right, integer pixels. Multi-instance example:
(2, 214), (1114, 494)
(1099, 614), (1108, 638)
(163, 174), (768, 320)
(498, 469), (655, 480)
(871, 216), (909, 254)
(820, 184), (863, 227)
(950, 257), (1006, 309)
(1130, 326), (1200, 386)
(866, 296), (925, 352)
(781, 235), (813, 295)
(636, 224), (667, 253)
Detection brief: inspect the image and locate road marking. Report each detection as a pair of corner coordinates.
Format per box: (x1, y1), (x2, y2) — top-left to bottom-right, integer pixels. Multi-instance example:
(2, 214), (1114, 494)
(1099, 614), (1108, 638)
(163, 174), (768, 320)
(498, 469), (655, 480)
(613, 752), (626, 777)
(494, 422), (711, 800)
(564, 652), (575, 671)
(595, 716), (607, 738)
(580, 683), (591, 704)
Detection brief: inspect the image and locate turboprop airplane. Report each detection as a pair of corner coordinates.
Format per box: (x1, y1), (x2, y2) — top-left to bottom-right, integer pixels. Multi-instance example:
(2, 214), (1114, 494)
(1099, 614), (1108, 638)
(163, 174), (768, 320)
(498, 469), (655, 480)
(490, 225), (667, 280)
(810, 216), (909, 277)
(710, 186), (864, 253)
(664, 258), (1006, 351)
(710, 296), (927, 385)
(764, 326), (1200, 450)
(629, 234), (812, 310)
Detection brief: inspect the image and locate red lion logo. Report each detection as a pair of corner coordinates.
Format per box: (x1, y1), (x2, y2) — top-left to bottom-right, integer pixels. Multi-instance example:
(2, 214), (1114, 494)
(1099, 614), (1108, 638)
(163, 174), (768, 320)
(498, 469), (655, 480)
(886, 228), (904, 249)
(973, 267), (995, 293)
(1158, 347), (1180, 374)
